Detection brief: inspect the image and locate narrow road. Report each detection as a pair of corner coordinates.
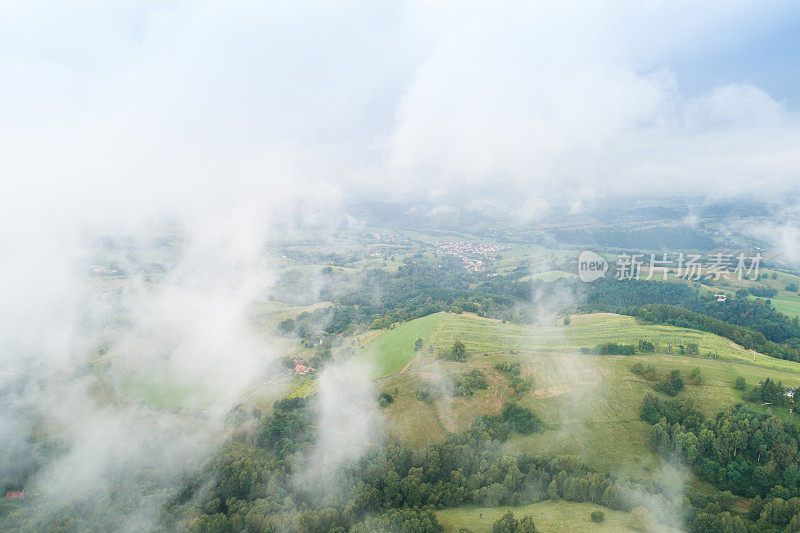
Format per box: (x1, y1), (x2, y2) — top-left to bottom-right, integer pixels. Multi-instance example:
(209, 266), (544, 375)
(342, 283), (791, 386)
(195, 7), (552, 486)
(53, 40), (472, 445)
(230, 372), (293, 413)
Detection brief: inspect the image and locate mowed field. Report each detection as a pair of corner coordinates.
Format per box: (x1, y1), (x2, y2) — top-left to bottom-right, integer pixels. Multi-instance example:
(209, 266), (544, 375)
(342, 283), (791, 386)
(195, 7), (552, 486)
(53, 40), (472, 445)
(436, 501), (682, 533)
(117, 359), (213, 410)
(425, 311), (800, 374)
(359, 312), (455, 377)
(673, 268), (800, 319)
(375, 311), (800, 480)
(251, 300), (333, 322)
(761, 297), (800, 319)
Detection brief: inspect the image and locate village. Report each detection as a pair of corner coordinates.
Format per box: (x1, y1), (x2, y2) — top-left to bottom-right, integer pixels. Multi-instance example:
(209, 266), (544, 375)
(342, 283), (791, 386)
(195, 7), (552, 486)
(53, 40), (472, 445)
(293, 358), (314, 375)
(435, 241), (507, 272)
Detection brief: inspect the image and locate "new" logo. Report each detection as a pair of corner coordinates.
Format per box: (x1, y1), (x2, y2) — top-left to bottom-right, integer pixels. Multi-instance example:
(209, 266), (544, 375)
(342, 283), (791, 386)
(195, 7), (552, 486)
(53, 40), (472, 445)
(578, 251), (608, 282)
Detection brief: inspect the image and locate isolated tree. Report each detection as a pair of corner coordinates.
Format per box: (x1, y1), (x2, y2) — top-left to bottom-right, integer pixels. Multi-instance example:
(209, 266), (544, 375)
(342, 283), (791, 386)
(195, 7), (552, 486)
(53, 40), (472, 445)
(638, 340), (655, 353)
(629, 506), (654, 531)
(378, 391), (394, 407)
(492, 511), (536, 533)
(448, 340), (468, 362)
(736, 288), (750, 299)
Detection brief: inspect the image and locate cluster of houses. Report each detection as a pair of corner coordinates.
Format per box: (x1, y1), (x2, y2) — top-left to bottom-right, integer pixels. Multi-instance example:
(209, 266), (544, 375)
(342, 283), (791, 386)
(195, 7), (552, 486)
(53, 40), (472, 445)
(368, 232), (407, 244)
(436, 241), (507, 272)
(4, 491), (37, 501)
(294, 358), (315, 375)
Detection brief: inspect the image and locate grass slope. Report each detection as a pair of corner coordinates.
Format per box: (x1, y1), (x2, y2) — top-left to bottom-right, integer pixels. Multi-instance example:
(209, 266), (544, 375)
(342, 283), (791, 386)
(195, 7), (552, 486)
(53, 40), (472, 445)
(759, 296), (800, 319)
(118, 360), (212, 410)
(375, 312), (800, 480)
(360, 312), (455, 377)
(436, 501), (681, 532)
(425, 312), (800, 373)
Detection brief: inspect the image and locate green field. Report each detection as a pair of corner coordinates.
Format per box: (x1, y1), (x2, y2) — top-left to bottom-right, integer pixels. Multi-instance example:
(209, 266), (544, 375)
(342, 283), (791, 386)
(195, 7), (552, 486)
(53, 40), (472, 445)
(437, 501), (681, 532)
(116, 333), (296, 410)
(690, 268), (800, 313)
(423, 311), (800, 373)
(380, 346), (800, 477)
(359, 312), (454, 377)
(350, 254), (407, 273)
(374, 311), (800, 480)
(117, 360), (213, 410)
(760, 296), (800, 319)
(251, 300), (333, 321)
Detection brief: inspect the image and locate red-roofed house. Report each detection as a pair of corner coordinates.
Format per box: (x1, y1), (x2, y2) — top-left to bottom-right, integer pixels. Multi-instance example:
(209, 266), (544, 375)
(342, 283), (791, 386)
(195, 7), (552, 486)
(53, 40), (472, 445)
(5, 491), (24, 499)
(294, 364), (313, 375)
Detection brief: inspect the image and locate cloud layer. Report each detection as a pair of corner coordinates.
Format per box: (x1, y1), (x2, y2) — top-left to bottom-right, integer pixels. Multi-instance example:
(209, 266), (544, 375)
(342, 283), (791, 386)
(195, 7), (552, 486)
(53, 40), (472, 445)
(2, 0), (800, 213)
(2, 1), (800, 527)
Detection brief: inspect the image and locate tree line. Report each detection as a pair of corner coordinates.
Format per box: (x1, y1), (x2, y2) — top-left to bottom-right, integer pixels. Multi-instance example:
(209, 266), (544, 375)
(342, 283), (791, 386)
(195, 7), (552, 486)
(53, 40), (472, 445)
(641, 394), (800, 531)
(148, 396), (682, 532)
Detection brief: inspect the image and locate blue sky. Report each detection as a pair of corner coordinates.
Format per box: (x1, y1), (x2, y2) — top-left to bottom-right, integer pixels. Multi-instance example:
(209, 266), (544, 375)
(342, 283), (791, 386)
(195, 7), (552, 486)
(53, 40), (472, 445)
(2, 1), (800, 209)
(663, 10), (800, 108)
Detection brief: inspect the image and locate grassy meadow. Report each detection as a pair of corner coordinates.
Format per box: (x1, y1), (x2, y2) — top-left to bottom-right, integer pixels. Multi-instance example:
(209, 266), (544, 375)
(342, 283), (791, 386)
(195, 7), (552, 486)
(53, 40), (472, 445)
(374, 311), (800, 480)
(420, 311), (800, 373)
(436, 501), (682, 533)
(359, 312), (452, 377)
(758, 295), (800, 319)
(117, 359), (213, 410)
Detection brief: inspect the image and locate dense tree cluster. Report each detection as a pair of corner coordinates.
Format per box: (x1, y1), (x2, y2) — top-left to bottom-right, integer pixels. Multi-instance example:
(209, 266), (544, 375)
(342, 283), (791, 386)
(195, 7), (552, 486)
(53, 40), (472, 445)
(630, 303), (800, 362)
(584, 279), (800, 362)
(640, 395), (800, 531)
(452, 370), (489, 398)
(745, 286), (779, 298)
(582, 279), (700, 311)
(273, 258), (506, 335)
(491, 510), (536, 532)
(494, 362), (533, 394)
(655, 370), (685, 397)
(743, 378), (790, 407)
(416, 380), (443, 404)
(637, 340), (655, 353)
(583, 343), (636, 355)
(644, 398), (800, 499)
(633, 366), (686, 396)
(135, 397), (685, 532)
(444, 341), (469, 362)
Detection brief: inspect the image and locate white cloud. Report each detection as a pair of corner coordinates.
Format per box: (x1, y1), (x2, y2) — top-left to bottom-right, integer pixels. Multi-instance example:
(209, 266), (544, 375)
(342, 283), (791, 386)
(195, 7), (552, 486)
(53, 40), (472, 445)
(385, 2), (800, 198)
(3, 1), (800, 209)
(683, 84), (784, 130)
(2, 1), (800, 526)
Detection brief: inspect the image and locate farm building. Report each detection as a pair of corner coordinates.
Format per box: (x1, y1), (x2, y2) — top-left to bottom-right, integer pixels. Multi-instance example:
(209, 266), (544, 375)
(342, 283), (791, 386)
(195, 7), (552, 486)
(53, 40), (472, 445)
(293, 358), (315, 375)
(294, 364), (313, 375)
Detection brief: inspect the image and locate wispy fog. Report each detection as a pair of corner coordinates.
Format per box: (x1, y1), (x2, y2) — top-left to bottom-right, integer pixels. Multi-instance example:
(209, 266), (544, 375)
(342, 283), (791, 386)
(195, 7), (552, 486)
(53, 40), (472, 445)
(2, 1), (800, 529)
